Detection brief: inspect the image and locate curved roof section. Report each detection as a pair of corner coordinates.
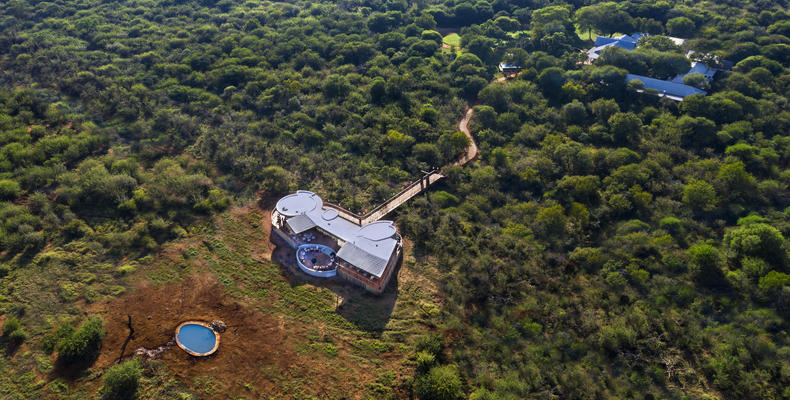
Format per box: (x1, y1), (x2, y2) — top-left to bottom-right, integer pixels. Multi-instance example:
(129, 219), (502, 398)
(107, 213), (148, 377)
(322, 208), (338, 220)
(276, 190), (321, 216)
(359, 221), (397, 241)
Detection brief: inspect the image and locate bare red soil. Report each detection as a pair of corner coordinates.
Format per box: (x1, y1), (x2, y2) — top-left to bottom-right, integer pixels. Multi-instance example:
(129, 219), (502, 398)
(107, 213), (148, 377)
(89, 274), (293, 397)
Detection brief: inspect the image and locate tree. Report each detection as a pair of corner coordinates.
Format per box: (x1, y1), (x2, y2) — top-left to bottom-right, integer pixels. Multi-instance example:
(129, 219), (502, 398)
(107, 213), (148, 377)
(323, 75), (352, 99)
(261, 166), (292, 196)
(758, 271), (790, 296)
(538, 67), (565, 98)
(531, 6), (571, 29)
(370, 78), (386, 104)
(638, 36), (681, 52)
(666, 17), (695, 37)
(537, 205), (567, 237)
(677, 116), (717, 149)
(683, 73), (710, 90)
(102, 360), (141, 400)
(717, 161), (756, 198)
(574, 6), (598, 40)
(590, 98), (620, 124)
(607, 112), (642, 144)
(421, 30), (442, 45)
(682, 179), (717, 212)
(562, 101), (587, 126)
(647, 50), (691, 79)
(575, 3), (634, 38)
(465, 37), (495, 63)
(724, 223), (786, 268)
(413, 143), (442, 165)
(414, 365), (463, 400)
(383, 129), (415, 156)
(687, 244), (724, 287)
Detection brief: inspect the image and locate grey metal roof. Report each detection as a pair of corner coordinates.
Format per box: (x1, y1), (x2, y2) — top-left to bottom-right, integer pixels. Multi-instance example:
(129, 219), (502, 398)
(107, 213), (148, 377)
(286, 214), (316, 234)
(336, 242), (389, 278)
(626, 73), (707, 101)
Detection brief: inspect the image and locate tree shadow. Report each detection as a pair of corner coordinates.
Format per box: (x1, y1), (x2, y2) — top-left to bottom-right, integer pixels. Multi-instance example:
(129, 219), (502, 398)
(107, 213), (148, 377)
(1, 337), (23, 357)
(51, 354), (101, 381)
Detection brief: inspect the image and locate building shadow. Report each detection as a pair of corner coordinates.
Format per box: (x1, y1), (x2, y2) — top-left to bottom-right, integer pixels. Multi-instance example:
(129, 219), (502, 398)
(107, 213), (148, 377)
(270, 235), (399, 334)
(335, 255), (401, 333)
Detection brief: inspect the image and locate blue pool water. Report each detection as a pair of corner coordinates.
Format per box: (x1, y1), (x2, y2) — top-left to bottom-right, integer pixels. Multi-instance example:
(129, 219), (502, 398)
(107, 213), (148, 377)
(177, 324), (217, 354)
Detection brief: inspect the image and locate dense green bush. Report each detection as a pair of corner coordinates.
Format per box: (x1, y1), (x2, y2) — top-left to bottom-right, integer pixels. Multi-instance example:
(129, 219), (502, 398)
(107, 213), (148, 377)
(0, 179), (21, 200)
(414, 365), (463, 400)
(57, 316), (104, 364)
(101, 360), (141, 400)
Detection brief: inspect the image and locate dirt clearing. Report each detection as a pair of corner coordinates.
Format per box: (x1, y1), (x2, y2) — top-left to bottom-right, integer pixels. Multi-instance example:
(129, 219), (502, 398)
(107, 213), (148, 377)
(88, 274), (296, 397)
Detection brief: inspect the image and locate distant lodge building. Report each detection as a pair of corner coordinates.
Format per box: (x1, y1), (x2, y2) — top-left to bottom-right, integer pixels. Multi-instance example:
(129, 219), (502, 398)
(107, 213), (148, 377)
(271, 190), (402, 294)
(626, 72), (707, 101)
(586, 33), (646, 62)
(498, 62), (523, 74)
(586, 33), (686, 62)
(585, 33), (727, 101)
(626, 61), (722, 101)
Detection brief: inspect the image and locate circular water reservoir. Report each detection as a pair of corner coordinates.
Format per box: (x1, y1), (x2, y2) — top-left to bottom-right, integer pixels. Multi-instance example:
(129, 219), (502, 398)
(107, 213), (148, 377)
(175, 321), (220, 356)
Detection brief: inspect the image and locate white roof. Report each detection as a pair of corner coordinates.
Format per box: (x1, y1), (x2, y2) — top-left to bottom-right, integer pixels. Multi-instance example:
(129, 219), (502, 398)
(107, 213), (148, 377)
(667, 36), (686, 45)
(276, 191), (399, 278)
(670, 62), (718, 83)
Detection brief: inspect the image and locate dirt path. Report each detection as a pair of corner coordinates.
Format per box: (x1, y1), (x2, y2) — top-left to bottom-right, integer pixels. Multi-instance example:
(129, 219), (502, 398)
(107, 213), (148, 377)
(453, 106), (478, 166)
(453, 75), (510, 166)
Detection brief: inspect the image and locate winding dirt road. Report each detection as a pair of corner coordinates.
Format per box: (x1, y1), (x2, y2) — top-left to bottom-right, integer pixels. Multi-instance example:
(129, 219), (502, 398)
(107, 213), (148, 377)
(453, 106), (478, 166)
(452, 75), (508, 167)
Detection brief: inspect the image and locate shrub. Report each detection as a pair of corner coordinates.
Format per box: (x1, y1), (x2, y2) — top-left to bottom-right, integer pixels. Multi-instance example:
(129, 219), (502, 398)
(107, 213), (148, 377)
(2, 316), (21, 336)
(2, 317), (26, 345)
(416, 351), (436, 374)
(414, 365), (463, 400)
(758, 271), (790, 296)
(682, 179), (717, 211)
(415, 333), (443, 358)
(8, 329), (28, 344)
(57, 316), (104, 364)
(101, 359), (141, 400)
(0, 179), (21, 199)
(569, 247), (606, 272)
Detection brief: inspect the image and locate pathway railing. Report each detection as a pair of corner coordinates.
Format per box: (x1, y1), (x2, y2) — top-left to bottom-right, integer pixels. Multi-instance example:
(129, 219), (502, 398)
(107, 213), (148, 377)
(324, 105), (479, 225)
(323, 168), (444, 226)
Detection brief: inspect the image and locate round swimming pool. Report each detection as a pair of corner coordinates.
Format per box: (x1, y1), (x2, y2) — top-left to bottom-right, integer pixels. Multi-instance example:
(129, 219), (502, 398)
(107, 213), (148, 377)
(175, 321), (220, 356)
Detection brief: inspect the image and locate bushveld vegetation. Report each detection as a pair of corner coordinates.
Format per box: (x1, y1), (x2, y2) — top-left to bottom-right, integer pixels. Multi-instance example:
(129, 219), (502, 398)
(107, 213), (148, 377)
(0, 0), (788, 398)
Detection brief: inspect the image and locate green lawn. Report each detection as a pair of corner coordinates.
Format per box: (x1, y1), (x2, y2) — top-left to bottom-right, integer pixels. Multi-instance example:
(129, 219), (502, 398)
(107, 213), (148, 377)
(575, 24), (597, 41)
(574, 24), (627, 42)
(442, 33), (461, 48)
